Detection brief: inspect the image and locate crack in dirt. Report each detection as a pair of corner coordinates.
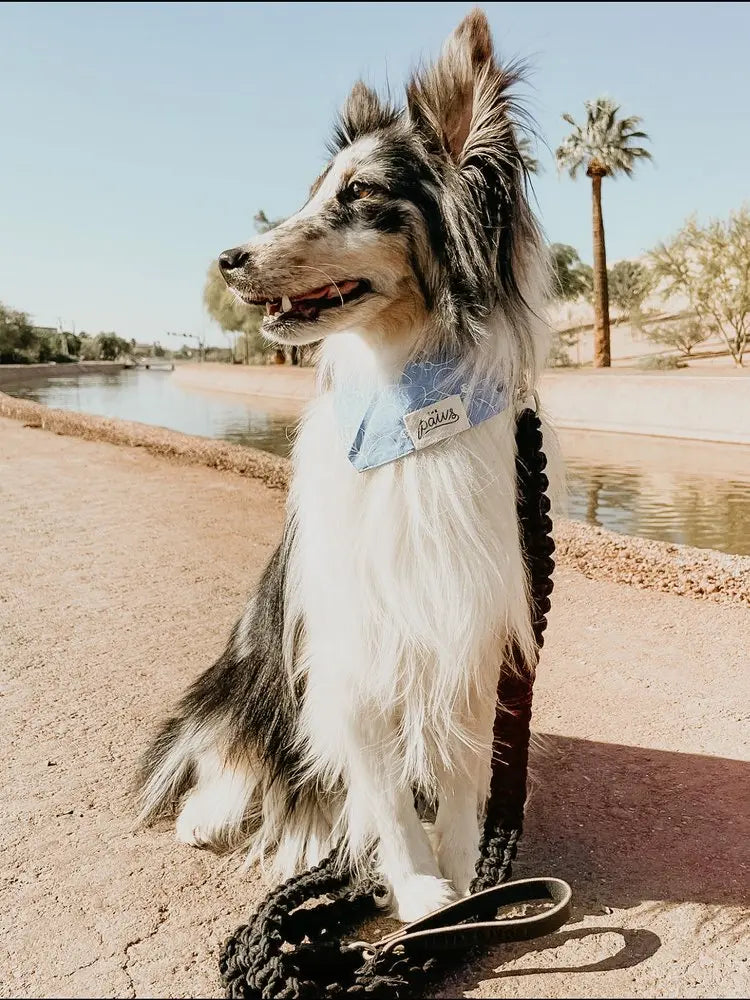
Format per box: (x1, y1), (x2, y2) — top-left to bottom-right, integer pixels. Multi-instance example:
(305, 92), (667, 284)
(121, 906), (170, 999)
(63, 955), (102, 980)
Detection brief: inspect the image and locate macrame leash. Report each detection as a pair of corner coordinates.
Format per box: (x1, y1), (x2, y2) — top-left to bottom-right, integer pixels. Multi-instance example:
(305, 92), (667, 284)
(220, 406), (557, 999)
(472, 405), (554, 894)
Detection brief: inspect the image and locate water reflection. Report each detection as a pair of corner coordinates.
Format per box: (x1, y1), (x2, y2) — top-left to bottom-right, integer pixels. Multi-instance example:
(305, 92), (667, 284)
(562, 429), (750, 555)
(3, 368), (296, 457)
(3, 370), (749, 556)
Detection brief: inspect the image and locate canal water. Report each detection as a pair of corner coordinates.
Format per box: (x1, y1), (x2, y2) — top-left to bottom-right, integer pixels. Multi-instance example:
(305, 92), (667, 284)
(4, 367), (750, 556)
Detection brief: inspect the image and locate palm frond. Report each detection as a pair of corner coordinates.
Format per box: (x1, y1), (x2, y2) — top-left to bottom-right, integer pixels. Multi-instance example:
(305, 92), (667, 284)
(618, 115), (644, 131)
(556, 95), (652, 180)
(516, 132), (542, 175)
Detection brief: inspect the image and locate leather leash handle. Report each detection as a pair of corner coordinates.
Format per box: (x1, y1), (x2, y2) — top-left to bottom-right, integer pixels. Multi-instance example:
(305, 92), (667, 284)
(373, 877), (572, 957)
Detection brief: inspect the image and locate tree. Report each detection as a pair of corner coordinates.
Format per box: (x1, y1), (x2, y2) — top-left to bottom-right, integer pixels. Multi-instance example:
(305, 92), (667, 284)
(0, 304), (37, 362)
(79, 334), (100, 360)
(556, 98), (652, 367)
(37, 336), (55, 362)
(549, 243), (593, 302)
(516, 133), (541, 176)
(548, 328), (580, 368)
(650, 208), (750, 367)
(645, 316), (708, 357)
(66, 332), (82, 357)
(254, 209), (285, 234)
(97, 332), (131, 361)
(608, 259), (654, 328)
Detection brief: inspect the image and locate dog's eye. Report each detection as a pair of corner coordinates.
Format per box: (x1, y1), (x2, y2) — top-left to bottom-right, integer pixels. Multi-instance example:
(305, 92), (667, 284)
(347, 181), (375, 200)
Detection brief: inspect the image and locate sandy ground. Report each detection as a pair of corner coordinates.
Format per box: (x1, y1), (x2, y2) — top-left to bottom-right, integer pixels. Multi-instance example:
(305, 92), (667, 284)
(1, 416), (749, 999)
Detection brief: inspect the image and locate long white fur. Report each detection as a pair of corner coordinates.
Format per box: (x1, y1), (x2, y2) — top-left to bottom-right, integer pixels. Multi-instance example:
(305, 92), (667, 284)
(277, 294), (553, 917)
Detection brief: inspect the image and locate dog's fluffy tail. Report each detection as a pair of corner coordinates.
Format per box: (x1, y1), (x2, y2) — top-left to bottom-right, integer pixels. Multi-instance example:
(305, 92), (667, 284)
(135, 714), (208, 826)
(135, 536), (296, 825)
(133, 532), (332, 871)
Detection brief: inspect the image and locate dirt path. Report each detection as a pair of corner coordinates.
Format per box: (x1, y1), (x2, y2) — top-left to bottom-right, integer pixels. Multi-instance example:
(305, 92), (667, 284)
(1, 417), (748, 998)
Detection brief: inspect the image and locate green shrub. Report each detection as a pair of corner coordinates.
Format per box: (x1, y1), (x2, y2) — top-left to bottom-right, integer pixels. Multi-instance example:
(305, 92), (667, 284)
(0, 350), (31, 364)
(637, 354), (686, 370)
(37, 339), (54, 362)
(644, 316), (708, 356)
(547, 327), (580, 368)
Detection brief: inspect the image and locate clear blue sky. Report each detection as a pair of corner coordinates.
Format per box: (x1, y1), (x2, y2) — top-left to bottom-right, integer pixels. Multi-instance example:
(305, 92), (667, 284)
(2, 1), (749, 344)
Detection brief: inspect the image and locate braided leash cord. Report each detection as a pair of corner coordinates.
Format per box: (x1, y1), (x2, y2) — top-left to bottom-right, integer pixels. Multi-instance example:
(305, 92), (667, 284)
(219, 408), (554, 999)
(471, 407), (554, 895)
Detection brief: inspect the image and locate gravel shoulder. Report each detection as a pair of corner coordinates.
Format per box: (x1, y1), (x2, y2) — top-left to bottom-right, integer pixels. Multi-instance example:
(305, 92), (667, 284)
(1, 416), (748, 999)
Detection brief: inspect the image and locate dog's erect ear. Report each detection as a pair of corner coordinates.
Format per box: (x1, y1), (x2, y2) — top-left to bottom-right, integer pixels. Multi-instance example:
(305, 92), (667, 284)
(407, 8), (497, 161)
(338, 81), (389, 145)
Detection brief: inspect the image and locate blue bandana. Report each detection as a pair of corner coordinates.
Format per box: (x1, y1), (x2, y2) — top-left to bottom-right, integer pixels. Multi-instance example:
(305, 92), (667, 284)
(334, 358), (510, 472)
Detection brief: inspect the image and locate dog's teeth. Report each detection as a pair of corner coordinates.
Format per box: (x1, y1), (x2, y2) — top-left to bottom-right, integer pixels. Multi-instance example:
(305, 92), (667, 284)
(265, 302), (272, 315)
(281, 295), (292, 313)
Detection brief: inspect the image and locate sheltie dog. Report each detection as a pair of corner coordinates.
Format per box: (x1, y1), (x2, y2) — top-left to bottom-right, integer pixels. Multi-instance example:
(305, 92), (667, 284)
(137, 8), (556, 922)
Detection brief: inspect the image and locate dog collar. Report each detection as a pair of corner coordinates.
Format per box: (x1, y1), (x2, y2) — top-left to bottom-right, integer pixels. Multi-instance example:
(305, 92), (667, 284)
(334, 357), (510, 472)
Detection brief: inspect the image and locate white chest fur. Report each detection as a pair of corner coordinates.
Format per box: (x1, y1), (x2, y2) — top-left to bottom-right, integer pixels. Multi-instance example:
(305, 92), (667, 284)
(287, 391), (534, 789)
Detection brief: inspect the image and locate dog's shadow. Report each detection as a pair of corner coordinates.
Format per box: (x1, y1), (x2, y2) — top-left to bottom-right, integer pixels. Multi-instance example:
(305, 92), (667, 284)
(440, 733), (750, 994)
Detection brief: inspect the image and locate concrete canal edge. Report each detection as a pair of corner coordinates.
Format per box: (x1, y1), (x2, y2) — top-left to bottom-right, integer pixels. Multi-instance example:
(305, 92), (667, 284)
(542, 369), (750, 445)
(1, 389), (748, 608)
(172, 361), (316, 404)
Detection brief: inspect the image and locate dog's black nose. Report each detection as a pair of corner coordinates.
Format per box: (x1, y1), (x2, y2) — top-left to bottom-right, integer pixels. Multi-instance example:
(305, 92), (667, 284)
(218, 246), (250, 272)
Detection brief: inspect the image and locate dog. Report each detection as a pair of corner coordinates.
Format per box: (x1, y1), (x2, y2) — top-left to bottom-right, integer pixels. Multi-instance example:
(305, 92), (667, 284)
(136, 8), (556, 923)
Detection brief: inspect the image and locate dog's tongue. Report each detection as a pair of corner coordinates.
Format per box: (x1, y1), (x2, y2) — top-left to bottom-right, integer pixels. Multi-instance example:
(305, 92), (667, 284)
(294, 285), (328, 302)
(293, 280), (359, 304)
(328, 280), (359, 297)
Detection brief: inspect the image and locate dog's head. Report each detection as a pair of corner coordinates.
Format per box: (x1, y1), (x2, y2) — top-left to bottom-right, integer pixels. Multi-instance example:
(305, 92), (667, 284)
(219, 9), (540, 358)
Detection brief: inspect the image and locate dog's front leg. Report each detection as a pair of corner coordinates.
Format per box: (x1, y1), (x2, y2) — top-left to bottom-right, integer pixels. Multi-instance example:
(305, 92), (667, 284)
(434, 761), (482, 896)
(345, 742), (457, 923)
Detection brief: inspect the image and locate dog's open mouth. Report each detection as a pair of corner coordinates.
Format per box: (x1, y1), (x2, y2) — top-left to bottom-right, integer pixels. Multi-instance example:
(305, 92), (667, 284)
(248, 279), (371, 323)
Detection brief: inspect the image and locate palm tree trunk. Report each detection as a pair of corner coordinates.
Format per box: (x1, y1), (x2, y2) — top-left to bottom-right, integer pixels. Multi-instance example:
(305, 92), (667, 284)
(590, 172), (611, 367)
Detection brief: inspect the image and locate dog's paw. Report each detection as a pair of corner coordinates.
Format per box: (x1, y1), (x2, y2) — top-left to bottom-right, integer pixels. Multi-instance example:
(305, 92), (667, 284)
(437, 841), (477, 897)
(393, 874), (458, 923)
(175, 791), (222, 849)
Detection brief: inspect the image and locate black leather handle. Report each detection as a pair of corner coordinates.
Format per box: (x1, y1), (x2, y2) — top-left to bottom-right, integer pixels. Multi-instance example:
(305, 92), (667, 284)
(374, 877), (572, 957)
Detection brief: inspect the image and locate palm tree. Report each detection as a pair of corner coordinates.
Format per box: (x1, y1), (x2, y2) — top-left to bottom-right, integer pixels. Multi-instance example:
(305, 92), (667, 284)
(556, 98), (651, 367)
(516, 133), (541, 176)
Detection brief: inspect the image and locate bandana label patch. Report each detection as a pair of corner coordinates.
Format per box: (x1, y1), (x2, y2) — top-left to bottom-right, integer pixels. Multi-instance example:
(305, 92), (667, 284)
(403, 394), (470, 450)
(334, 357), (510, 472)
